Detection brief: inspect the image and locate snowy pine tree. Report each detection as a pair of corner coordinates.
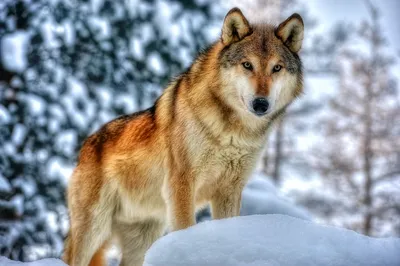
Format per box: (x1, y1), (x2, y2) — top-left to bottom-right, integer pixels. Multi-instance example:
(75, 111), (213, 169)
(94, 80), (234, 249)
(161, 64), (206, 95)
(311, 1), (400, 236)
(0, 0), (222, 260)
(0, 0), (67, 260)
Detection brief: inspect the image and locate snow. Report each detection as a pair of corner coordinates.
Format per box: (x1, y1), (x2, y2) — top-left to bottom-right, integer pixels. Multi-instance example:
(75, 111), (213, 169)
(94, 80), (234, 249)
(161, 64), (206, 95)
(25, 95), (46, 116)
(115, 94), (138, 113)
(12, 177), (37, 198)
(131, 38), (145, 60)
(47, 157), (70, 180)
(11, 124), (27, 146)
(154, 0), (180, 40)
(1, 31), (29, 73)
(10, 195), (24, 217)
(0, 257), (67, 266)
(55, 130), (77, 157)
(0, 173), (12, 194)
(61, 78), (97, 130)
(241, 175), (311, 220)
(245, 175), (277, 194)
(241, 188), (310, 220)
(144, 214), (400, 266)
(41, 21), (61, 49)
(196, 174), (311, 223)
(0, 105), (11, 124)
(88, 17), (111, 40)
(62, 21), (75, 47)
(148, 53), (165, 75)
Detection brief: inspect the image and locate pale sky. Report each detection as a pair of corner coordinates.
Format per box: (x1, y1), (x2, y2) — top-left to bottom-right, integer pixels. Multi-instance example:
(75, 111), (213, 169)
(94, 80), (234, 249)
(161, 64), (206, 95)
(305, 0), (400, 79)
(307, 0), (399, 55)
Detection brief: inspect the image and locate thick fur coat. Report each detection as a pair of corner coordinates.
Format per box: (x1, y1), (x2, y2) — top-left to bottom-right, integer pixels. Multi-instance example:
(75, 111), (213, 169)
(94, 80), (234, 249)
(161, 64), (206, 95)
(64, 7), (304, 266)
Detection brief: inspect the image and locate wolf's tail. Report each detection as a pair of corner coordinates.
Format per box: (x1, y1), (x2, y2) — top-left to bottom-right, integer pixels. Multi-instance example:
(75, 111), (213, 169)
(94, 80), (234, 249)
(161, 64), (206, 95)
(62, 230), (72, 264)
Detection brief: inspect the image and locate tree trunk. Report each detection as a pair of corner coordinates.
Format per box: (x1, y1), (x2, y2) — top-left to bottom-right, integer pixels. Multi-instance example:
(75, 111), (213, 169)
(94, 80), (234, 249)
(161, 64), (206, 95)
(261, 147), (269, 176)
(362, 60), (374, 235)
(362, 7), (382, 235)
(272, 118), (285, 184)
(362, 121), (373, 235)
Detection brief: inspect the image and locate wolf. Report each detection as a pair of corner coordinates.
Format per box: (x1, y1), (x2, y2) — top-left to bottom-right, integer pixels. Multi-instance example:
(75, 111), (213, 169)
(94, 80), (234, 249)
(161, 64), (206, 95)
(63, 7), (304, 266)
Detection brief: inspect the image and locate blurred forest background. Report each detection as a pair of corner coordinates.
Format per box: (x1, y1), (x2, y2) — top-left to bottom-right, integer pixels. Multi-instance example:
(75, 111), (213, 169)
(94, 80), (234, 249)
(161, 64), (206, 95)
(0, 0), (399, 262)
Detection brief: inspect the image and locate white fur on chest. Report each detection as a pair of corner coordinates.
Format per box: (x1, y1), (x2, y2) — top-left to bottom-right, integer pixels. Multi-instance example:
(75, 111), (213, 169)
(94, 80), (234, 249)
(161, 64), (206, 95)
(194, 140), (257, 186)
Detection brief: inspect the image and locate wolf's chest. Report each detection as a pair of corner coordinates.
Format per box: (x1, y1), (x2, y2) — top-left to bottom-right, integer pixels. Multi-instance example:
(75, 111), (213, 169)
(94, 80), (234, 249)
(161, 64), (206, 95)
(195, 143), (256, 179)
(192, 144), (257, 203)
(211, 145), (249, 165)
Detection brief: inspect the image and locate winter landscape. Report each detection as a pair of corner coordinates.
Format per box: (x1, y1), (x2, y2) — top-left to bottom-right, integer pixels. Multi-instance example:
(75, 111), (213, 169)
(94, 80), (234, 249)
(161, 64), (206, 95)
(1, 0), (399, 265)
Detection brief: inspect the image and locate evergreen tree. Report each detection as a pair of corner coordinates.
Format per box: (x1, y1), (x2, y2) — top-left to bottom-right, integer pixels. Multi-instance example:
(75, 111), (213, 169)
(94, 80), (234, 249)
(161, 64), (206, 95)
(0, 0), (222, 260)
(312, 1), (400, 236)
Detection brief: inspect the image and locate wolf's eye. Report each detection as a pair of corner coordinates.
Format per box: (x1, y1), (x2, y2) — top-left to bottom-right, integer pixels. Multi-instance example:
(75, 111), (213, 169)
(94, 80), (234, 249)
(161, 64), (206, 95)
(273, 65), (282, 72)
(242, 62), (253, 71)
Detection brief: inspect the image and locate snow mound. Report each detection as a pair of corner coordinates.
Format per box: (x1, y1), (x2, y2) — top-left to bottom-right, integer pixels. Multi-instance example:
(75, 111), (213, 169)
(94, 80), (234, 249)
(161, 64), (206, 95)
(0, 31), (29, 73)
(144, 214), (400, 266)
(0, 256), (66, 266)
(241, 175), (310, 220)
(196, 174), (311, 223)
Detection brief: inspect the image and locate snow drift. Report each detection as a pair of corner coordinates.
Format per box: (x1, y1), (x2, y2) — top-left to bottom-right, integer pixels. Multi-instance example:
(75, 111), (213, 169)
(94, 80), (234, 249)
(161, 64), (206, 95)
(0, 256), (66, 266)
(144, 214), (400, 266)
(196, 174), (311, 223)
(240, 175), (310, 220)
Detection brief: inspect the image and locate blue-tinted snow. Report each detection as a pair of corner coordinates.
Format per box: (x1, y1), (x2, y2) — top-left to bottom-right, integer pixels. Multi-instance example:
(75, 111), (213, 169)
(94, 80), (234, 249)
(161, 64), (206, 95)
(148, 53), (166, 75)
(131, 38), (145, 60)
(11, 124), (26, 146)
(115, 93), (138, 113)
(195, 173), (310, 223)
(0, 256), (67, 266)
(88, 16), (111, 40)
(3, 142), (16, 155)
(241, 175), (311, 220)
(1, 31), (29, 73)
(41, 21), (61, 49)
(61, 78), (97, 130)
(62, 20), (75, 47)
(0, 172), (12, 194)
(47, 157), (71, 181)
(0, 105), (11, 124)
(12, 177), (37, 198)
(55, 130), (77, 157)
(10, 195), (24, 217)
(24, 95), (46, 116)
(245, 174), (278, 195)
(144, 215), (400, 266)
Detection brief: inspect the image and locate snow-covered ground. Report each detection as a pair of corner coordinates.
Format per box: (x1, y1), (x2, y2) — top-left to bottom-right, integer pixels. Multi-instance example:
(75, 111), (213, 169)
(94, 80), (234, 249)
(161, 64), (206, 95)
(144, 214), (400, 266)
(0, 257), (66, 266)
(195, 173), (311, 223)
(241, 174), (310, 220)
(2, 174), (399, 266)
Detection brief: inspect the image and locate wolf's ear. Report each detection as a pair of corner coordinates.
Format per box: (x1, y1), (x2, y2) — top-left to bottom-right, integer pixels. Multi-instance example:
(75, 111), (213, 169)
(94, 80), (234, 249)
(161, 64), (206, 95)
(221, 7), (252, 46)
(276, 13), (304, 53)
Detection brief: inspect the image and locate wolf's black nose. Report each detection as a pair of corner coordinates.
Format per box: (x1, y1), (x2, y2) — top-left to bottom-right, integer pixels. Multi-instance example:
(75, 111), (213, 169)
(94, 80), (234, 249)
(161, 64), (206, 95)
(252, 97), (269, 116)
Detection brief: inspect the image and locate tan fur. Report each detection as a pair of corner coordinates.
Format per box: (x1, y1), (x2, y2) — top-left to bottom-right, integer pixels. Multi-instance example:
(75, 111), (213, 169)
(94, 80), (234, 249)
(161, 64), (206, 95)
(64, 8), (304, 266)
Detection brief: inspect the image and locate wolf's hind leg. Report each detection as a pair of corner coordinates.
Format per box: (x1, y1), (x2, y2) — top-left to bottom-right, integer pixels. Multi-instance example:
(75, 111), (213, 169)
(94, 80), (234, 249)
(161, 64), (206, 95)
(66, 208), (113, 266)
(114, 219), (165, 266)
(65, 185), (115, 266)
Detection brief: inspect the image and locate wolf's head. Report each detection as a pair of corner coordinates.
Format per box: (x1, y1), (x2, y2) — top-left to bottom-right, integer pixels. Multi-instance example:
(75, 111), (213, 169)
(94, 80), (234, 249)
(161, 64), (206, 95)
(218, 8), (304, 118)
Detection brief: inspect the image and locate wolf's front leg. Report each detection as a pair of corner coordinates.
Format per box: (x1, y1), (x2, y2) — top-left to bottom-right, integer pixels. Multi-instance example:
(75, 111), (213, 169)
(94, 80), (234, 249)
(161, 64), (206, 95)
(166, 170), (196, 231)
(211, 185), (244, 219)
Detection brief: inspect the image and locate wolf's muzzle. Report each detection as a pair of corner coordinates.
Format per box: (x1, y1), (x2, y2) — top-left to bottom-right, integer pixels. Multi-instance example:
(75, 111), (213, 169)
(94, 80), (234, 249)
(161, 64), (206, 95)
(251, 97), (270, 116)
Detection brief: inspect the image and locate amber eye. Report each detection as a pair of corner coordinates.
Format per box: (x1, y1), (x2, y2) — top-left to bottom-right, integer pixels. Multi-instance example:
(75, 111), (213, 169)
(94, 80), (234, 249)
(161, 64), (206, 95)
(273, 65), (282, 72)
(242, 62), (253, 71)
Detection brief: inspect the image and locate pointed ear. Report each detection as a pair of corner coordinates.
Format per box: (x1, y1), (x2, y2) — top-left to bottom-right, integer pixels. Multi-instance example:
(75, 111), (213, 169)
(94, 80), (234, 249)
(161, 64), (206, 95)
(276, 13), (304, 53)
(221, 8), (252, 46)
